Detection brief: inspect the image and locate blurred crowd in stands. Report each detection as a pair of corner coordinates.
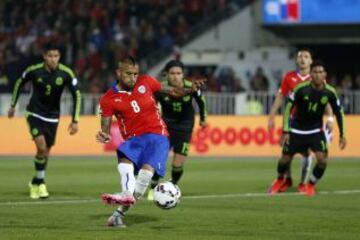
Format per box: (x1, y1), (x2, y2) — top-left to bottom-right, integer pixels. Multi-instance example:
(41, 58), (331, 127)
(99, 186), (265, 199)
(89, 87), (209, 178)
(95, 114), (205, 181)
(188, 65), (360, 93)
(0, 0), (360, 100)
(0, 0), (232, 93)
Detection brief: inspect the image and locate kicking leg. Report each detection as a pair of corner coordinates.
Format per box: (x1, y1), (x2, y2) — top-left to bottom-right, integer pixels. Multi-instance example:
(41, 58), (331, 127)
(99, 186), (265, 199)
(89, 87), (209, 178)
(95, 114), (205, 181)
(107, 163), (154, 228)
(102, 158), (136, 206)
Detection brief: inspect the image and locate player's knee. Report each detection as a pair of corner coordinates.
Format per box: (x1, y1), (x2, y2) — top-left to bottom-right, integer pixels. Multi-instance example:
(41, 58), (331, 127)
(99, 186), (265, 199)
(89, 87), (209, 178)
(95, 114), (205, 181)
(316, 154), (328, 166)
(173, 159), (185, 167)
(280, 154), (292, 164)
(134, 169), (154, 198)
(141, 164), (155, 172)
(173, 153), (187, 165)
(36, 146), (47, 157)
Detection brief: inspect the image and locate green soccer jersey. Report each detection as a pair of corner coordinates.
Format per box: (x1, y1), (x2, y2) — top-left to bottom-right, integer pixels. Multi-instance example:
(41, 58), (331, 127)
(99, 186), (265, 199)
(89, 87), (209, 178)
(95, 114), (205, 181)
(156, 79), (207, 131)
(283, 81), (345, 137)
(11, 63), (81, 122)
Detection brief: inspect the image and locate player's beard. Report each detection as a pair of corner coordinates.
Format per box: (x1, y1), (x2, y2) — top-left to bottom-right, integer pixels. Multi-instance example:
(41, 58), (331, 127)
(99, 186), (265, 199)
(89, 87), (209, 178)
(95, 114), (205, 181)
(118, 80), (134, 92)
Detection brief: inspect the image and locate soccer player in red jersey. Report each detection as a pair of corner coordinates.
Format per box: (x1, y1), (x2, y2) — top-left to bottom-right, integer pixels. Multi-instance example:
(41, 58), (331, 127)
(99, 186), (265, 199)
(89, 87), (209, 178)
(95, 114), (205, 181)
(268, 49), (334, 193)
(96, 56), (204, 228)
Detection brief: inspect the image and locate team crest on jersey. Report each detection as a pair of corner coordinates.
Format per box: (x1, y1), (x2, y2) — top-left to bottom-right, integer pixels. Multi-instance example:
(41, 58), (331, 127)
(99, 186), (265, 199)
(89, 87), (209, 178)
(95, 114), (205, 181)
(31, 128), (39, 136)
(291, 77), (297, 82)
(183, 95), (191, 102)
(37, 78), (43, 83)
(321, 96), (328, 104)
(56, 77), (63, 86)
(138, 85), (146, 94)
(304, 95), (309, 101)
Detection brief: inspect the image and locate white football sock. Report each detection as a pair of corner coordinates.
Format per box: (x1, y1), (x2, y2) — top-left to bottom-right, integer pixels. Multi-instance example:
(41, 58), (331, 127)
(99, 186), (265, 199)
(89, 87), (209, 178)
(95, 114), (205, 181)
(117, 205), (131, 215)
(300, 155), (313, 183)
(309, 175), (318, 184)
(117, 163), (136, 193)
(134, 169), (153, 199)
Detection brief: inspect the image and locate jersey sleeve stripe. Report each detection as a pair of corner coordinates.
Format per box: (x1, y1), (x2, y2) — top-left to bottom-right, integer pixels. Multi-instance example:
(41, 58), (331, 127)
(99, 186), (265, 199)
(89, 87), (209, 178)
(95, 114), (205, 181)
(25, 63), (44, 74)
(73, 90), (81, 122)
(200, 94), (207, 121)
(283, 101), (293, 132)
(59, 64), (75, 78)
(11, 78), (23, 106)
(325, 84), (338, 97)
(292, 81), (311, 94)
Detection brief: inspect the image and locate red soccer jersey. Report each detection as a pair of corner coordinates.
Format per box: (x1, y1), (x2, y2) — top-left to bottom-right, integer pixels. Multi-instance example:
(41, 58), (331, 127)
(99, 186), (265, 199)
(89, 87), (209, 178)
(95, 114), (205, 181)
(99, 75), (168, 140)
(278, 71), (311, 97)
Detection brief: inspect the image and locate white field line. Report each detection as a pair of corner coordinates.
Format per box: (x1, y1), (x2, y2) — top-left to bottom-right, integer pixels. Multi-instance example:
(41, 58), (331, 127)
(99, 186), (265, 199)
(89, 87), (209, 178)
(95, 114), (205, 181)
(1, 189), (360, 206)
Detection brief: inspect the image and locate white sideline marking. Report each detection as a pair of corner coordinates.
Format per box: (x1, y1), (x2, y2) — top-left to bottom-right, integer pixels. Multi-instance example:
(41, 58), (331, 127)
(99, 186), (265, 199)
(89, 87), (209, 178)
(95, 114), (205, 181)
(184, 189), (360, 199)
(1, 189), (360, 206)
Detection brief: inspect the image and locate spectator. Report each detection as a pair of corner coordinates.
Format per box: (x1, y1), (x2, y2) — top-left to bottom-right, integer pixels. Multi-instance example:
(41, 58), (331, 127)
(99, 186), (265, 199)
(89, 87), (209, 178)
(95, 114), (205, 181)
(250, 67), (269, 91)
(339, 74), (353, 113)
(353, 73), (360, 90)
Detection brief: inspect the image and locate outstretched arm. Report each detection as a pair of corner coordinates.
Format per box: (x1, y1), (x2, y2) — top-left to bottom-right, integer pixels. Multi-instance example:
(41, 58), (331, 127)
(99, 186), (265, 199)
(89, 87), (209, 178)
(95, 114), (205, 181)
(160, 78), (206, 97)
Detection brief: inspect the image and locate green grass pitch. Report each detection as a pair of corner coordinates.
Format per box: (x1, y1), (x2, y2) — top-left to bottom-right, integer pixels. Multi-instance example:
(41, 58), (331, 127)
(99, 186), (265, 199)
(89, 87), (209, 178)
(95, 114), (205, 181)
(0, 156), (359, 240)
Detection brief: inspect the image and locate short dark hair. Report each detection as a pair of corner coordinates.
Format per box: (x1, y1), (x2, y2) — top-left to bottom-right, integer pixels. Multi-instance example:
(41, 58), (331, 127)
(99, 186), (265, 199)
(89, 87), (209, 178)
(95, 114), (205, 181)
(43, 43), (61, 53)
(118, 55), (137, 67)
(164, 60), (184, 72)
(297, 47), (313, 57)
(310, 60), (326, 70)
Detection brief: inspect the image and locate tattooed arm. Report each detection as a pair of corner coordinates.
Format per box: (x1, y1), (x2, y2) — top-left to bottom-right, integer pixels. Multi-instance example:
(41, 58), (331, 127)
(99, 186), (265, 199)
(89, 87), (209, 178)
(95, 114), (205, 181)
(160, 79), (206, 97)
(96, 116), (112, 143)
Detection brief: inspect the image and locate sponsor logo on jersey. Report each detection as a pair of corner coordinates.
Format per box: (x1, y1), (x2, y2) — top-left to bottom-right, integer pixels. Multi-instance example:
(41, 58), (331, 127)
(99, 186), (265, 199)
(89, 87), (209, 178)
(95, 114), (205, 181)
(304, 95), (309, 101)
(114, 98), (122, 102)
(138, 85), (146, 94)
(37, 78), (43, 83)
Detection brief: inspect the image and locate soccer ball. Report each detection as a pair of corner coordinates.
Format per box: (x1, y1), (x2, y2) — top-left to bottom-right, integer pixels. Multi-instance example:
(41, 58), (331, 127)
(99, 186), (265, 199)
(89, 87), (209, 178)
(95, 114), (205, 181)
(153, 181), (181, 209)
